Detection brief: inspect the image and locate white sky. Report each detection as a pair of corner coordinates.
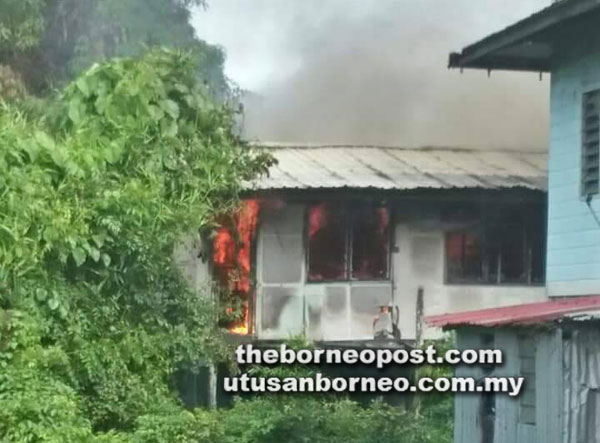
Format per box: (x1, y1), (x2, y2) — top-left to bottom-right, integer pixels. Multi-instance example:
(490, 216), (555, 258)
(191, 1), (552, 147)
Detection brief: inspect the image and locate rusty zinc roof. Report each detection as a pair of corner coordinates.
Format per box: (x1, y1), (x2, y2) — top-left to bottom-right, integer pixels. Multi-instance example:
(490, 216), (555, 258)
(249, 144), (547, 192)
(426, 295), (600, 328)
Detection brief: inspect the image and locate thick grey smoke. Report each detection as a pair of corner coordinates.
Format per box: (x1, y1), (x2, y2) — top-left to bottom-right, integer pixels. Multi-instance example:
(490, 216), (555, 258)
(193, 0), (550, 150)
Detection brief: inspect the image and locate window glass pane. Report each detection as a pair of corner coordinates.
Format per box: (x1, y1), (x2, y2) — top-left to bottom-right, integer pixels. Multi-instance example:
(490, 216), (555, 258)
(446, 231), (482, 282)
(530, 226), (545, 284)
(483, 241), (500, 284)
(498, 225), (527, 283)
(351, 206), (389, 280)
(307, 203), (347, 281)
(445, 202), (545, 286)
(526, 205), (546, 284)
(487, 206), (527, 284)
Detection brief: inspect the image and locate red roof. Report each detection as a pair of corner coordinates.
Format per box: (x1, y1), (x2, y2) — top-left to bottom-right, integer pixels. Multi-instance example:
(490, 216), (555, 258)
(426, 295), (600, 328)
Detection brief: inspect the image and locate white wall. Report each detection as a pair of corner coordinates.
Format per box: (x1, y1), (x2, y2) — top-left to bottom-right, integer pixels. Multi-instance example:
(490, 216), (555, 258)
(392, 222), (547, 340)
(255, 203), (393, 341)
(254, 202), (547, 342)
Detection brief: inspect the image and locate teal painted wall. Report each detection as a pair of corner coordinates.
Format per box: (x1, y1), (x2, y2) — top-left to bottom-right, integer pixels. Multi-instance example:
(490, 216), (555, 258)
(547, 49), (600, 296)
(454, 328), (563, 443)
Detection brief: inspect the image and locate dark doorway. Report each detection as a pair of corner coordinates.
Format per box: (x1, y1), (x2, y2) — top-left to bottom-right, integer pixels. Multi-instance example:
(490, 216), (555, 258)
(479, 392), (495, 443)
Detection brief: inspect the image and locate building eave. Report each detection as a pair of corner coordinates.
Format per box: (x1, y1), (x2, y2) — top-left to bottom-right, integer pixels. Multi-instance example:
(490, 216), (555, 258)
(245, 144), (548, 193)
(449, 0), (600, 73)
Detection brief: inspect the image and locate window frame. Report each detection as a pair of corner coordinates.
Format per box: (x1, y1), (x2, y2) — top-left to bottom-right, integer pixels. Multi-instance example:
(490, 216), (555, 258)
(304, 201), (392, 283)
(444, 204), (545, 287)
(581, 88), (600, 199)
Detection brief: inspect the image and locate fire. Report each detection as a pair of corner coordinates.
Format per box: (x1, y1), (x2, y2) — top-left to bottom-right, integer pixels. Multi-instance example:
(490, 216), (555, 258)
(212, 200), (260, 335)
(308, 202), (328, 238)
(224, 307), (250, 335)
(229, 323), (249, 335)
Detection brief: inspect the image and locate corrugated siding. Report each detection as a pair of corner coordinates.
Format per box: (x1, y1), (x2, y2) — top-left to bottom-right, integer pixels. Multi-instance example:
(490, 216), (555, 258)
(494, 331), (520, 443)
(547, 49), (600, 296)
(563, 326), (600, 443)
(455, 328), (564, 443)
(536, 329), (562, 443)
(248, 145), (547, 192)
(454, 332), (483, 443)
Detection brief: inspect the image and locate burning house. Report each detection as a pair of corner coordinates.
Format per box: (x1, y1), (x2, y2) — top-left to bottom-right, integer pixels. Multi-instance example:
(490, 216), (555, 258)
(187, 144), (548, 345)
(427, 1), (600, 442)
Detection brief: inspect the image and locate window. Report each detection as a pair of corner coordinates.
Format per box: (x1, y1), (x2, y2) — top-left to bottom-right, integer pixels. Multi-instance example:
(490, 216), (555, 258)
(307, 203), (389, 282)
(445, 204), (545, 285)
(581, 89), (600, 197)
(518, 335), (536, 426)
(446, 232), (481, 282)
(307, 203), (347, 281)
(582, 89), (600, 197)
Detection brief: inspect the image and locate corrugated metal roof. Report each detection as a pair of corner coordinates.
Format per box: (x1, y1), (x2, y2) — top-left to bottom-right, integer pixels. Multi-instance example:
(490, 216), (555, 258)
(249, 144), (547, 192)
(425, 295), (600, 328)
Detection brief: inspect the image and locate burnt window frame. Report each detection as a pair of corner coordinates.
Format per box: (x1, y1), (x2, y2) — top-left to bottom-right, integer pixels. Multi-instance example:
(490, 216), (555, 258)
(582, 88), (600, 198)
(304, 201), (392, 283)
(444, 202), (546, 286)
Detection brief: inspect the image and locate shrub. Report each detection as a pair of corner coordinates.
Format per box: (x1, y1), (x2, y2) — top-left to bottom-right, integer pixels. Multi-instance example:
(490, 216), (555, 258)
(0, 48), (271, 440)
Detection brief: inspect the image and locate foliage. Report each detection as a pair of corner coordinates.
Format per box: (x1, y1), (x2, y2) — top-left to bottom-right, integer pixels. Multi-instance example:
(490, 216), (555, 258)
(0, 48), (271, 441)
(0, 0), (228, 97)
(0, 18), (454, 441)
(127, 395), (452, 443)
(0, 0), (45, 52)
(0, 65), (26, 101)
(0, 311), (94, 442)
(245, 335), (319, 379)
(415, 337), (455, 413)
(218, 337), (453, 443)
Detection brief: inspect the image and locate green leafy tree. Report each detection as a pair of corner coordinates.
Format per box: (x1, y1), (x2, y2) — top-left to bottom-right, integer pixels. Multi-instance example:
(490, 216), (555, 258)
(0, 0), (228, 98)
(0, 48), (271, 440)
(0, 47), (453, 439)
(0, 0), (45, 52)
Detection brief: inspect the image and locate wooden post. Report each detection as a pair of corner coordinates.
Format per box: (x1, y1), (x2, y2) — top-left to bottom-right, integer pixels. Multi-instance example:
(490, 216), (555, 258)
(416, 286), (424, 345)
(208, 363), (217, 409)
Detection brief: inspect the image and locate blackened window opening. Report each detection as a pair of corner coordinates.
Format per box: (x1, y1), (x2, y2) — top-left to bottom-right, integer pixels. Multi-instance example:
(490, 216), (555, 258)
(307, 203), (347, 281)
(445, 202), (545, 285)
(446, 231), (481, 281)
(352, 206), (389, 280)
(307, 203), (390, 282)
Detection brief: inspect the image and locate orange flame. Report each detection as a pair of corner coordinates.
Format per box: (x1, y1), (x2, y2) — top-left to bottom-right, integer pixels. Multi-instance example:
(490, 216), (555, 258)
(212, 200), (260, 335)
(308, 202), (328, 238)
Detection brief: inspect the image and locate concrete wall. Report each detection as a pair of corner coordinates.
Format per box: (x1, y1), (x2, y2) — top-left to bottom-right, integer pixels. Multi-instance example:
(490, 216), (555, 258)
(255, 202), (546, 342)
(174, 234), (212, 295)
(393, 216), (546, 341)
(548, 49), (600, 296)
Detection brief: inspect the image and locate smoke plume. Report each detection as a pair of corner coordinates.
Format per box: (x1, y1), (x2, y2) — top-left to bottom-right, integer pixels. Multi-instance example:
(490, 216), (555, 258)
(193, 0), (551, 150)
